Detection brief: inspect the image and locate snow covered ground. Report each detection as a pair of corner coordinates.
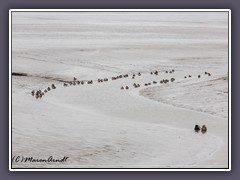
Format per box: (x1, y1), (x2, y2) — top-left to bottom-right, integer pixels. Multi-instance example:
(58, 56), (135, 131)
(11, 11), (229, 169)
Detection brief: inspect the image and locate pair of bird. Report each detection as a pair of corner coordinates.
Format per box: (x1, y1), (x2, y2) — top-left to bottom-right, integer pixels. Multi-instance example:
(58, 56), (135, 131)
(194, 125), (207, 133)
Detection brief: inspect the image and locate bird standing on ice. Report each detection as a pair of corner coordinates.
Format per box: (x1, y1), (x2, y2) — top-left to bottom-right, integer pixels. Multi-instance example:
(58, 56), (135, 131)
(194, 125), (200, 132)
(201, 125), (207, 133)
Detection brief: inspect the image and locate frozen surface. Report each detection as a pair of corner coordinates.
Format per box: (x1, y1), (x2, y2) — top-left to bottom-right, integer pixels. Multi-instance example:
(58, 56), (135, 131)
(11, 12), (229, 168)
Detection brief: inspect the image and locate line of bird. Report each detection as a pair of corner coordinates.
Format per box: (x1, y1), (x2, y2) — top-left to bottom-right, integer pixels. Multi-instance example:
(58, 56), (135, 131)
(30, 69), (212, 98)
(62, 74), (130, 87)
(150, 69), (175, 75)
(184, 71), (211, 79)
(120, 78), (176, 90)
(31, 84), (56, 99)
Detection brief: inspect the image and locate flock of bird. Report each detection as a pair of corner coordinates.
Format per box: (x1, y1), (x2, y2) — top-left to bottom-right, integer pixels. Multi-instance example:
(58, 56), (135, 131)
(30, 69), (212, 100)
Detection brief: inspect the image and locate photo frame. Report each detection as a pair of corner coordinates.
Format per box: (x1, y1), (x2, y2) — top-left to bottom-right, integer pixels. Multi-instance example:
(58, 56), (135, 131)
(9, 9), (231, 171)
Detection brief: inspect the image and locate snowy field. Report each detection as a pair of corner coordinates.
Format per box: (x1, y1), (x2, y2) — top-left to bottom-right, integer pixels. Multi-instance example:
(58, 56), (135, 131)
(11, 11), (229, 169)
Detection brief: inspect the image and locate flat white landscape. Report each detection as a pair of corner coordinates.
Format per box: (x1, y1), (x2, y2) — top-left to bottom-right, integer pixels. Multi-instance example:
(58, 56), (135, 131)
(11, 11), (229, 168)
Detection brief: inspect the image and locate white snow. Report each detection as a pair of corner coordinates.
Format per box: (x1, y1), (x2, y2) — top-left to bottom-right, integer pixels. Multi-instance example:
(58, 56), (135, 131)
(11, 11), (229, 168)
